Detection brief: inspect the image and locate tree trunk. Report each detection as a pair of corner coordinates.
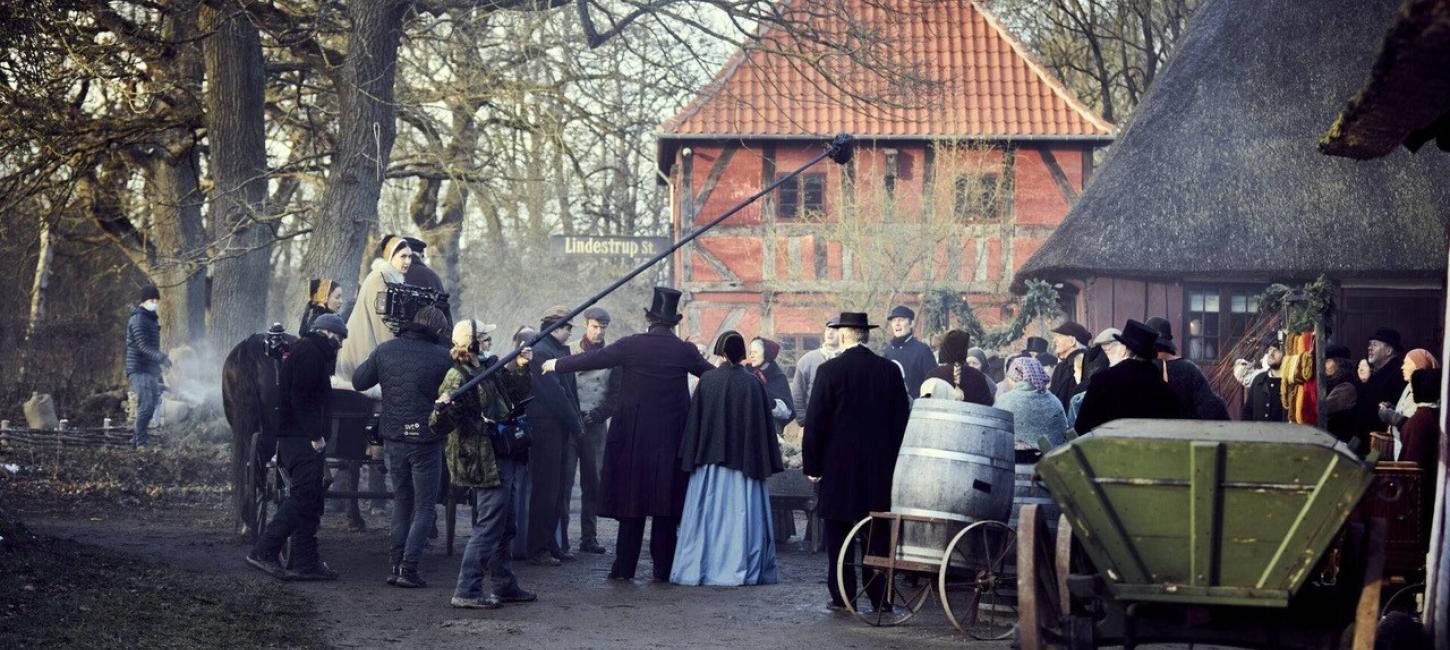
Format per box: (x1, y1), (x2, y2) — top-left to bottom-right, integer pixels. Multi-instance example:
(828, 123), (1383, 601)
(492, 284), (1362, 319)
(204, 1), (272, 349)
(142, 150), (209, 349)
(18, 217), (54, 387)
(299, 0), (410, 295)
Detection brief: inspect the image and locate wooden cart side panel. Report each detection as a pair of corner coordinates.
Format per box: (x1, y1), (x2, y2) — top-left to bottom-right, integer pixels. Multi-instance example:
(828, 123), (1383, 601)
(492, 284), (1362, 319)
(1037, 443), (1151, 583)
(1256, 454), (1378, 593)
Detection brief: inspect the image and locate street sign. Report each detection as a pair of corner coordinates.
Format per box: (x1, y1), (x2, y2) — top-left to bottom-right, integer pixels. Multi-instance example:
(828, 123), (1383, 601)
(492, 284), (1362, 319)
(549, 235), (671, 258)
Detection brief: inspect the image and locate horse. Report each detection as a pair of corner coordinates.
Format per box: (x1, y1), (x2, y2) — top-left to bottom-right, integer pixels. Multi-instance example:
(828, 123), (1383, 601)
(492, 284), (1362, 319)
(222, 330), (291, 539)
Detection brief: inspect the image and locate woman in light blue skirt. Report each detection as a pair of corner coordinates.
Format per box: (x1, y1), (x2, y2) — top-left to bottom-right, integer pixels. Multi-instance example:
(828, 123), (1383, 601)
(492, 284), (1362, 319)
(672, 331), (785, 586)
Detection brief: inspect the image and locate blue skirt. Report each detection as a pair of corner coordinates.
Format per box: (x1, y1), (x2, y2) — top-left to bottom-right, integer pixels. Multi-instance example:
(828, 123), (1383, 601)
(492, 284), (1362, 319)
(670, 464), (779, 586)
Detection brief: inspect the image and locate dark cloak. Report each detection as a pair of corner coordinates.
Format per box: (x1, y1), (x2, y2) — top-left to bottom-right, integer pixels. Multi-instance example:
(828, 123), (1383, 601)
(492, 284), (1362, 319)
(679, 364), (784, 481)
(756, 362), (795, 428)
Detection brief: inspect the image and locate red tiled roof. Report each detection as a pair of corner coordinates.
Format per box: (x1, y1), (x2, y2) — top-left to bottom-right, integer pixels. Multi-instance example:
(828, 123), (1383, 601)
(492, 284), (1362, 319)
(660, 0), (1114, 139)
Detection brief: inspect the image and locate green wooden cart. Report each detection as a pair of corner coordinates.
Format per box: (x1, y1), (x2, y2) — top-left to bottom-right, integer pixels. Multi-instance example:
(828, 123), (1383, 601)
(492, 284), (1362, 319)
(1017, 420), (1385, 649)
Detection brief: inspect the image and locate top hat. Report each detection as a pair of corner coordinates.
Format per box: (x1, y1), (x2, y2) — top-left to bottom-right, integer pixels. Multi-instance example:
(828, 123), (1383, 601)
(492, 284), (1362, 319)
(1369, 327), (1403, 351)
(1114, 320), (1161, 360)
(1024, 336), (1049, 355)
(1051, 322), (1093, 347)
(645, 287), (684, 325)
(829, 312), (878, 329)
(1145, 317), (1176, 355)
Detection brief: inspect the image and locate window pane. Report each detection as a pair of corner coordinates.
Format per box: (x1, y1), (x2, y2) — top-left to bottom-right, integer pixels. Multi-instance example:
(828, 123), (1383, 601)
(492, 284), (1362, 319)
(1203, 314), (1219, 336)
(803, 174), (825, 212)
(1248, 295), (1260, 313)
(1190, 293), (1204, 312)
(1189, 338), (1206, 360)
(778, 174), (799, 219)
(1203, 340), (1218, 361)
(1205, 293), (1220, 312)
(1232, 294), (1247, 313)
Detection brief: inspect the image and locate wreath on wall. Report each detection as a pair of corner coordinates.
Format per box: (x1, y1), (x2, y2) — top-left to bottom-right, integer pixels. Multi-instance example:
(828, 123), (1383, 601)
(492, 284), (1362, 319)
(925, 280), (1061, 351)
(1258, 275), (1335, 335)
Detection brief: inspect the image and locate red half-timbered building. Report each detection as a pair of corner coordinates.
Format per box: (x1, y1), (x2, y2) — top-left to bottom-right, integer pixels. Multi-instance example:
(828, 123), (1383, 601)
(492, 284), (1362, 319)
(657, 0), (1112, 369)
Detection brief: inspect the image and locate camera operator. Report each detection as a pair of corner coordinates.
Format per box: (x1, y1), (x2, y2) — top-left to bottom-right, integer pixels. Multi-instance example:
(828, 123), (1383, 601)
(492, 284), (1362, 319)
(245, 314), (349, 581)
(434, 319), (537, 609)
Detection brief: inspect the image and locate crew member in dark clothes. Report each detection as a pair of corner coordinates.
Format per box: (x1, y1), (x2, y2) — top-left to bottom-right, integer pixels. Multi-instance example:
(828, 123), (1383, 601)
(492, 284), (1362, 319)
(924, 329), (995, 405)
(403, 236), (452, 321)
(246, 313), (348, 581)
(1146, 317), (1230, 420)
(1074, 320), (1183, 434)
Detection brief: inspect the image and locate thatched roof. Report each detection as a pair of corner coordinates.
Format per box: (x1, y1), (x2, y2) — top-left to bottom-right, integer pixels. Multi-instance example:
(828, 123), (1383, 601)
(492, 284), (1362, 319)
(1014, 0), (1450, 292)
(1320, 0), (1450, 159)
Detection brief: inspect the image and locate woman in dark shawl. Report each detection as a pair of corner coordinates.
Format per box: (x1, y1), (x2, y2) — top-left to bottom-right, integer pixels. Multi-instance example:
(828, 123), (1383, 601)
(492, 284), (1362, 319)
(672, 331), (784, 586)
(747, 336), (795, 433)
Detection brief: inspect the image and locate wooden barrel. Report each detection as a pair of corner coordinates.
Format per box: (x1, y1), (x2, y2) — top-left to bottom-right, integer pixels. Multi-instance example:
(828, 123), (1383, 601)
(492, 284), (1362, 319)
(891, 399), (1014, 565)
(1009, 461), (1061, 536)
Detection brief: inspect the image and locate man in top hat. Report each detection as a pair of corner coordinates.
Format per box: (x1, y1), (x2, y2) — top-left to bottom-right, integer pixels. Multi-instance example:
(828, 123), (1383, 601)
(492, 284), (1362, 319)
(883, 305), (935, 398)
(803, 312), (912, 611)
(1074, 319), (1183, 434)
(525, 306), (584, 567)
(542, 287), (713, 581)
(1048, 322), (1092, 411)
(1146, 317), (1229, 421)
(1361, 327), (1408, 417)
(403, 236), (452, 321)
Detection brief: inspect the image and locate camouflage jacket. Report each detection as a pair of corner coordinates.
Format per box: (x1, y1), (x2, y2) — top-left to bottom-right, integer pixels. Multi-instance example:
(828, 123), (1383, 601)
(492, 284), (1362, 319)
(431, 358), (531, 488)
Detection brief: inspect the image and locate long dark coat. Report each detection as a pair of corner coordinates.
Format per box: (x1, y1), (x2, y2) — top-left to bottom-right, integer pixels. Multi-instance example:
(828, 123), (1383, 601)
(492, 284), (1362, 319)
(1074, 358), (1183, 434)
(1156, 358), (1231, 420)
(1048, 348), (1086, 410)
(553, 325), (712, 519)
(802, 345), (912, 522)
(679, 364), (784, 481)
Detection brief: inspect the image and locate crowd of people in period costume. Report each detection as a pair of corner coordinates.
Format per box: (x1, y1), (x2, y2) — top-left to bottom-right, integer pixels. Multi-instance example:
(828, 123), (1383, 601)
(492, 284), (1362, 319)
(218, 236), (1440, 616)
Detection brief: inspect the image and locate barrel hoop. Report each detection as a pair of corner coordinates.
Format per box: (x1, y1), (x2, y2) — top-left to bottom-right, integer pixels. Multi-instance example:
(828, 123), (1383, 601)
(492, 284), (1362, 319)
(898, 446), (1013, 471)
(911, 411), (1014, 430)
(893, 506), (973, 523)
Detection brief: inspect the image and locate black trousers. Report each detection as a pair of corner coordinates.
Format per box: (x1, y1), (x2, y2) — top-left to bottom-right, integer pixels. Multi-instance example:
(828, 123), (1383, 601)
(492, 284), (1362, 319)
(824, 518), (887, 608)
(253, 437), (325, 570)
(558, 421), (605, 549)
(526, 419), (570, 556)
(611, 516), (679, 580)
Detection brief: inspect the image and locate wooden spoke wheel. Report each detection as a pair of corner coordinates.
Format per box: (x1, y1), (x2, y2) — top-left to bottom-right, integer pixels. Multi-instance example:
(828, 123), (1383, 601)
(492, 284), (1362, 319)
(250, 433), (292, 569)
(837, 516), (932, 627)
(1017, 504), (1078, 650)
(939, 520), (1017, 639)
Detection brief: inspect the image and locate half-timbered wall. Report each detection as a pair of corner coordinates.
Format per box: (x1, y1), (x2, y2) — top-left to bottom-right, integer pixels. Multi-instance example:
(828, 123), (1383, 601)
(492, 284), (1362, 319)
(670, 139), (1095, 362)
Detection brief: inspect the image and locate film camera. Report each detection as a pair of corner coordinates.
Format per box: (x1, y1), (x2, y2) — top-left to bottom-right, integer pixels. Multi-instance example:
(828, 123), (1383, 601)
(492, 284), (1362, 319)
(262, 323), (292, 361)
(376, 282), (450, 333)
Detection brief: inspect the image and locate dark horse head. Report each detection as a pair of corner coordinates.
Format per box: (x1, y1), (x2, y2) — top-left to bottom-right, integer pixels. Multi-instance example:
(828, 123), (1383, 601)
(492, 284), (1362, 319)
(222, 328), (294, 539)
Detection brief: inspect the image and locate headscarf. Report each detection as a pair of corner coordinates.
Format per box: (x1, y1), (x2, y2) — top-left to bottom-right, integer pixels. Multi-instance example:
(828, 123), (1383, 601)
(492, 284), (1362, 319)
(1407, 348), (1439, 371)
(750, 337), (780, 383)
(379, 234), (410, 263)
(1008, 356), (1050, 393)
(967, 347), (989, 370)
(308, 278), (339, 307)
(714, 330), (746, 364)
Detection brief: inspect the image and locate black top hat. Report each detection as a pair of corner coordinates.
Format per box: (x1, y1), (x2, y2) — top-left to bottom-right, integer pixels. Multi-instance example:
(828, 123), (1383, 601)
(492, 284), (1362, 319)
(1369, 327), (1403, 351)
(1145, 317), (1176, 355)
(1024, 336), (1049, 355)
(645, 286), (684, 325)
(1051, 322), (1092, 347)
(1114, 320), (1161, 359)
(829, 312), (878, 329)
(1324, 344), (1353, 360)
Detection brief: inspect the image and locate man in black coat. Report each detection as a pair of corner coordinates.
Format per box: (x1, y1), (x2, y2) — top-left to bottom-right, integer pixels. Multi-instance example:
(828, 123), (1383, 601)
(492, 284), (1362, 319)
(353, 306), (453, 588)
(1146, 317), (1230, 421)
(1362, 327), (1408, 414)
(1074, 320), (1183, 434)
(247, 314), (348, 581)
(803, 312), (911, 610)
(1241, 338), (1287, 422)
(1048, 322), (1092, 411)
(882, 305), (935, 398)
(524, 306), (584, 567)
(542, 288), (714, 581)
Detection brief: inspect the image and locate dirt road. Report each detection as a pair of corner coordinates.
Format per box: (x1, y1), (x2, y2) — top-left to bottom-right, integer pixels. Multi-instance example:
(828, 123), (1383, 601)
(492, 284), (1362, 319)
(25, 500), (1010, 649)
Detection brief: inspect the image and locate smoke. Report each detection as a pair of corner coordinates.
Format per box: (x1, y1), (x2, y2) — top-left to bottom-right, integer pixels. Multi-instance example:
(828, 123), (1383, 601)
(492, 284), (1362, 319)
(162, 340), (226, 410)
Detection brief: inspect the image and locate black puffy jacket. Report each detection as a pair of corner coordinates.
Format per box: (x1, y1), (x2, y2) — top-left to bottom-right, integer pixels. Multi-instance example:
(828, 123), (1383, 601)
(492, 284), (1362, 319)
(352, 323), (452, 444)
(280, 332), (338, 439)
(125, 306), (168, 377)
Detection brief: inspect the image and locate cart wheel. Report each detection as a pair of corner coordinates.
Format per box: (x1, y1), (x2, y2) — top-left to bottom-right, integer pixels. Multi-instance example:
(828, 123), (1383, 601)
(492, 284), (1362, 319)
(939, 520), (1016, 639)
(253, 451), (292, 570)
(837, 516), (931, 627)
(1017, 504), (1068, 650)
